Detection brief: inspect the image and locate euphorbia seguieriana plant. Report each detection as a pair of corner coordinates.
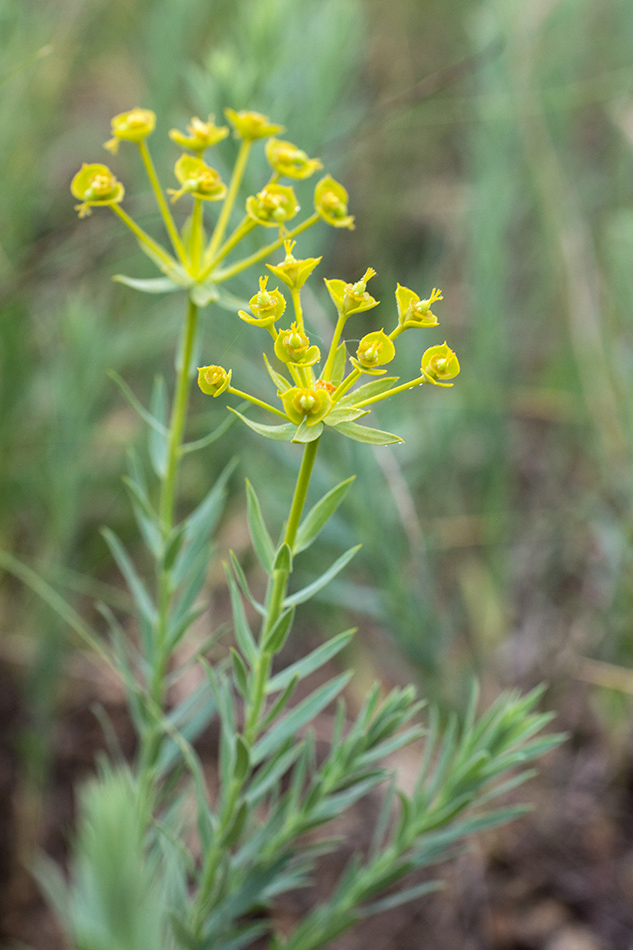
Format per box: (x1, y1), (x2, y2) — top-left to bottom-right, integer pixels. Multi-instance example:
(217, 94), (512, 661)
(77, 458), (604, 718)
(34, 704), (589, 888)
(41, 106), (561, 950)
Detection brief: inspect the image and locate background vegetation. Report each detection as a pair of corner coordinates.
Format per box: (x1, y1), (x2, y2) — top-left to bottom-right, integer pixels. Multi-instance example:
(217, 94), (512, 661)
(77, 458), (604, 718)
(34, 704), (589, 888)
(3, 0), (633, 945)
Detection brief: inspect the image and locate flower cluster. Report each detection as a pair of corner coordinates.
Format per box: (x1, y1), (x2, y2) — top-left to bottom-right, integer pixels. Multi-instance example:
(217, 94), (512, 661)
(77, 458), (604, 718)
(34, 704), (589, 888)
(70, 107), (354, 293)
(198, 247), (460, 446)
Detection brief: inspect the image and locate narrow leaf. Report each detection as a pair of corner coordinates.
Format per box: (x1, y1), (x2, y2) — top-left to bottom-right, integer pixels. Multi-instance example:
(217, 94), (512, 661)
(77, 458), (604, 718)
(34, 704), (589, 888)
(273, 542), (293, 574)
(107, 370), (169, 436)
(245, 480), (275, 573)
(263, 353), (292, 392)
(267, 628), (355, 694)
(334, 420), (403, 445)
(292, 420), (323, 443)
(148, 375), (169, 477)
(283, 545), (361, 608)
(336, 376), (399, 408)
(294, 476), (355, 554)
(263, 607), (295, 653)
(229, 409), (295, 441)
(113, 274), (183, 293)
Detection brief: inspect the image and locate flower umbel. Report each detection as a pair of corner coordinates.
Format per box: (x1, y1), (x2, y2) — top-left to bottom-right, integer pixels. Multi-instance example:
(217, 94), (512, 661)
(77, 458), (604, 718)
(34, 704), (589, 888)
(169, 115), (229, 153)
(314, 175), (355, 229)
(168, 155), (227, 203)
(225, 109), (285, 141)
(265, 139), (323, 179)
(281, 386), (332, 426)
(396, 285), (442, 329)
(351, 330), (396, 374)
(239, 276), (286, 327)
(246, 184), (300, 227)
(104, 108), (156, 154)
(71, 163), (125, 218)
(197, 365), (232, 396)
(421, 342), (460, 386)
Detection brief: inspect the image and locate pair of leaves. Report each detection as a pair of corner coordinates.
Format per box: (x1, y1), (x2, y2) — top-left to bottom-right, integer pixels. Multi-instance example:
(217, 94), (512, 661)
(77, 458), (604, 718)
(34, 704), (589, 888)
(231, 409), (403, 446)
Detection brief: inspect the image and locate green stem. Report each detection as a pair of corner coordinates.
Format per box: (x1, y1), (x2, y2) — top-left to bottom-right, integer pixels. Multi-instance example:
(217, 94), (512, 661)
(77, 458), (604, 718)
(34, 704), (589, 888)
(291, 287), (304, 330)
(227, 386), (289, 420)
(212, 213), (320, 283)
(110, 204), (177, 271)
(158, 298), (199, 534)
(138, 140), (188, 266)
(190, 198), (203, 276)
(332, 368), (361, 404)
(205, 139), (252, 265)
(355, 376), (425, 408)
(321, 313), (347, 381)
(199, 217), (257, 279)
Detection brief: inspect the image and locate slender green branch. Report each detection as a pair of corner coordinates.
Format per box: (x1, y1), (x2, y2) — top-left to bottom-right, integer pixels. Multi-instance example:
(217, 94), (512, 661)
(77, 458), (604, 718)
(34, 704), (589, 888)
(355, 377), (425, 408)
(190, 198), (204, 276)
(110, 204), (176, 271)
(321, 313), (347, 381)
(227, 386), (289, 420)
(205, 139), (252, 265)
(332, 368), (361, 403)
(138, 140), (188, 266)
(211, 213), (320, 283)
(291, 287), (304, 331)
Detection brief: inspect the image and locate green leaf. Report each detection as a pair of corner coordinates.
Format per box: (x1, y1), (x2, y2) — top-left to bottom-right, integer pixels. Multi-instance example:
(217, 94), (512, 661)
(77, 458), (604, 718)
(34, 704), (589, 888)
(267, 628), (355, 694)
(260, 676), (299, 729)
(234, 736), (251, 783)
(101, 528), (157, 631)
(245, 480), (275, 573)
(292, 420), (323, 443)
(333, 420), (404, 445)
(336, 376), (400, 408)
(263, 607), (295, 653)
(284, 545), (361, 608)
(263, 353), (292, 392)
(229, 551), (266, 617)
(324, 406), (368, 426)
(107, 370), (169, 436)
(273, 542), (293, 574)
(294, 476), (355, 554)
(229, 408), (295, 441)
(148, 376), (169, 477)
(122, 475), (162, 557)
(182, 413), (236, 454)
(113, 274), (183, 294)
(173, 459), (236, 587)
(221, 800), (249, 847)
(252, 672), (352, 765)
(360, 880), (442, 917)
(231, 648), (249, 698)
(225, 566), (257, 665)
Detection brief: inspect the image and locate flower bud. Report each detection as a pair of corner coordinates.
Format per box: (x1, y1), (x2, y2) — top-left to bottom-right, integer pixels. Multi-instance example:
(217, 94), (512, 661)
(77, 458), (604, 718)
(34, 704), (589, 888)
(266, 240), (321, 291)
(265, 138), (323, 179)
(239, 276), (286, 327)
(396, 285), (442, 329)
(224, 108), (284, 141)
(352, 330), (396, 372)
(274, 323), (321, 366)
(314, 175), (354, 229)
(103, 108), (156, 154)
(169, 115), (229, 153)
(246, 184), (299, 227)
(281, 386), (332, 426)
(71, 163), (125, 218)
(324, 268), (379, 317)
(197, 365), (232, 396)
(168, 155), (227, 203)
(420, 343), (460, 385)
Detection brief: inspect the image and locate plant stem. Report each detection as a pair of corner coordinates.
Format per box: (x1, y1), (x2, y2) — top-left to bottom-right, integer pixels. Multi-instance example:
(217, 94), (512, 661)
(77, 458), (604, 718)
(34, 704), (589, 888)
(138, 140), (188, 266)
(110, 204), (177, 271)
(212, 213), (320, 283)
(158, 297), (199, 535)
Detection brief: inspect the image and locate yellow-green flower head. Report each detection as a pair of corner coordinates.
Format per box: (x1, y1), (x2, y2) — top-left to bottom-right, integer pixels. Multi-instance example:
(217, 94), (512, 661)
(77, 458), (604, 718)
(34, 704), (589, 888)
(324, 268), (379, 317)
(281, 386), (332, 426)
(168, 155), (227, 203)
(420, 342), (460, 386)
(351, 329), (396, 374)
(265, 138), (323, 179)
(197, 364), (232, 397)
(239, 276), (286, 327)
(71, 163), (125, 218)
(169, 114), (229, 153)
(224, 108), (285, 141)
(103, 108), (156, 154)
(274, 322), (321, 366)
(314, 175), (355, 229)
(396, 285), (442, 329)
(266, 240), (322, 291)
(246, 183), (299, 227)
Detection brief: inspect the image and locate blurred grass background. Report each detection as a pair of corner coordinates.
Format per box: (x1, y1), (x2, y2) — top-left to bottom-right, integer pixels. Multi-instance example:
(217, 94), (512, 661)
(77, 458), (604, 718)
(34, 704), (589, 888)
(3, 0), (633, 813)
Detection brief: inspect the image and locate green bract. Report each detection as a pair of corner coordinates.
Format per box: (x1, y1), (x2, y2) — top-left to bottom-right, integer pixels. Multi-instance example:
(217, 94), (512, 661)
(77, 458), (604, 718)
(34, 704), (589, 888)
(314, 174), (355, 229)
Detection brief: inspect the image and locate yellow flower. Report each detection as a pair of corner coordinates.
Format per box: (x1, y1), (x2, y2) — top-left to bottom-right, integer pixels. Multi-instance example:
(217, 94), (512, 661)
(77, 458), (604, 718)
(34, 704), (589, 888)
(224, 108), (285, 141)
(314, 175), (354, 229)
(71, 163), (125, 218)
(274, 323), (321, 366)
(169, 115), (229, 153)
(281, 386), (332, 426)
(420, 342), (460, 386)
(324, 268), (379, 317)
(197, 365), (232, 396)
(246, 183), (299, 227)
(396, 285), (442, 329)
(168, 155), (227, 203)
(351, 330), (396, 374)
(104, 108), (156, 154)
(266, 240), (321, 291)
(238, 276), (286, 327)
(265, 138), (323, 179)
